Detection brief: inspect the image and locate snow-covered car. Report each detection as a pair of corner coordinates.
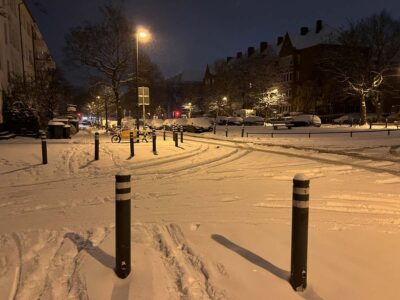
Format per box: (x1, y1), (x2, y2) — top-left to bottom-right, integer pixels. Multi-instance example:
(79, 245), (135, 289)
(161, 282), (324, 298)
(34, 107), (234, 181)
(186, 117), (213, 132)
(292, 114), (321, 127)
(216, 116), (230, 125)
(148, 119), (164, 130)
(387, 112), (400, 122)
(162, 119), (175, 130)
(333, 113), (360, 124)
(243, 116), (264, 126)
(227, 117), (243, 125)
(163, 118), (189, 131)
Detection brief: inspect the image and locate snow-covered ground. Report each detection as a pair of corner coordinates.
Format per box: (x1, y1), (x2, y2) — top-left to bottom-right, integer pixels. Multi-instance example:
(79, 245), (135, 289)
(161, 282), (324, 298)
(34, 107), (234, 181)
(0, 127), (399, 299)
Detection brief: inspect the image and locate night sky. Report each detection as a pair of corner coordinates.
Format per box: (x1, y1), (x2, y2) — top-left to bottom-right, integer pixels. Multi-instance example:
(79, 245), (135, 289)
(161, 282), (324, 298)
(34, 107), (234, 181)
(28, 0), (400, 84)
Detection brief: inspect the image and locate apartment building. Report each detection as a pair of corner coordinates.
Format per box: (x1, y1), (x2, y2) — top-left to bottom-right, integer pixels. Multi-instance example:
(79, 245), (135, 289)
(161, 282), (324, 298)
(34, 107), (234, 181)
(0, 0), (55, 128)
(203, 20), (344, 115)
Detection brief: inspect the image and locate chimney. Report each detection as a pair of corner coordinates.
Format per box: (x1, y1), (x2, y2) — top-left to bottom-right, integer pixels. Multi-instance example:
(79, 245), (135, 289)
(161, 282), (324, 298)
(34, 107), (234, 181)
(247, 46), (255, 57)
(227, 56), (233, 63)
(300, 27), (309, 35)
(277, 36), (283, 45)
(236, 51), (243, 59)
(260, 41), (268, 52)
(316, 20), (323, 33)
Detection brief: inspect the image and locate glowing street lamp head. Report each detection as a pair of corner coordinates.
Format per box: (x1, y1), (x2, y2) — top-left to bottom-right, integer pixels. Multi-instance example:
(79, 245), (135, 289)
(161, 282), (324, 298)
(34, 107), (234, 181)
(136, 27), (151, 43)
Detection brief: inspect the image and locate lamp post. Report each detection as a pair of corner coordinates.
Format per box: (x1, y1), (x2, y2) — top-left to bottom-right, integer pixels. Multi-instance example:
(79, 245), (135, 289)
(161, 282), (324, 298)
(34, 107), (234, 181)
(135, 27), (151, 130)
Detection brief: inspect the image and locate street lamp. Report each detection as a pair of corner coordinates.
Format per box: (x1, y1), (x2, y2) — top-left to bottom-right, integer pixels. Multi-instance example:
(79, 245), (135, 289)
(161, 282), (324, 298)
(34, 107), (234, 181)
(135, 26), (151, 130)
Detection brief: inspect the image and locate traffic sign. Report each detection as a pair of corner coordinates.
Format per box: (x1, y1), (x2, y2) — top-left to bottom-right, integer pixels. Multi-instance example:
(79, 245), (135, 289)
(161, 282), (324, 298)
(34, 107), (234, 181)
(138, 87), (150, 106)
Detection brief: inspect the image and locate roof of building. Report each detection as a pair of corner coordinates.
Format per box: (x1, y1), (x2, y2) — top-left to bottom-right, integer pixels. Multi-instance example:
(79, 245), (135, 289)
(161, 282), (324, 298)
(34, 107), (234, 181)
(285, 24), (339, 50)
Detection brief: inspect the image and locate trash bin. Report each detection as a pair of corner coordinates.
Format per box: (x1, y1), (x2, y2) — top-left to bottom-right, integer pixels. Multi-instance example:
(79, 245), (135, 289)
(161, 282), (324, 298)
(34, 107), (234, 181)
(47, 121), (65, 139)
(63, 125), (71, 138)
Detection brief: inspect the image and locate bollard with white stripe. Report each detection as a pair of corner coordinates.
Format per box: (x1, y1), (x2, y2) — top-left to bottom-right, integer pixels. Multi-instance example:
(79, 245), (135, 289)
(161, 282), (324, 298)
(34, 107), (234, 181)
(95, 132), (99, 160)
(152, 129), (157, 155)
(163, 126), (166, 141)
(115, 172), (131, 279)
(175, 128), (179, 147)
(41, 134), (48, 165)
(290, 173), (310, 291)
(129, 131), (135, 157)
(172, 125), (176, 142)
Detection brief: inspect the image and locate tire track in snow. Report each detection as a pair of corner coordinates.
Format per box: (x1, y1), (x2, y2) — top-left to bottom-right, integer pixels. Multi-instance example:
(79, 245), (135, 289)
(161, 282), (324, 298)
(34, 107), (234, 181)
(184, 135), (400, 176)
(0, 144), (207, 189)
(151, 224), (225, 300)
(10, 233), (22, 300)
(144, 148), (244, 177)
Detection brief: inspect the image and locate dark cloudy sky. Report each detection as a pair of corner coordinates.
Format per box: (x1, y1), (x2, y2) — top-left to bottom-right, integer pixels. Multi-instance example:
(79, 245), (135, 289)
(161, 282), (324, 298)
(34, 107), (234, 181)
(28, 0), (400, 83)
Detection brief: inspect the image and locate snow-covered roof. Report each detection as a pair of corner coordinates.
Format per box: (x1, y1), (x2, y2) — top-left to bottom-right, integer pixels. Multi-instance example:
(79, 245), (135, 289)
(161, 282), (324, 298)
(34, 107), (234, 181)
(286, 24), (339, 50)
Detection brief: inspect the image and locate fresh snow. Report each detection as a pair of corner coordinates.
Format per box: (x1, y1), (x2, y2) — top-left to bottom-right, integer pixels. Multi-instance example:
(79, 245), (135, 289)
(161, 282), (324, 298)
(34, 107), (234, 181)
(0, 126), (399, 299)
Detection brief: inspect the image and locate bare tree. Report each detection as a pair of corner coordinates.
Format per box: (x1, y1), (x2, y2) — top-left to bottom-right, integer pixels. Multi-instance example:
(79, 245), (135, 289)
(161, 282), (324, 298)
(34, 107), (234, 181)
(64, 5), (133, 126)
(326, 11), (400, 124)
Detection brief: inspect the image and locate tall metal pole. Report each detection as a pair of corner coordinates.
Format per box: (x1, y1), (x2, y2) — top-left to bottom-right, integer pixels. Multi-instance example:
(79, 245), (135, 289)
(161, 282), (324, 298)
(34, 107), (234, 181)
(136, 36), (140, 130)
(142, 93), (146, 129)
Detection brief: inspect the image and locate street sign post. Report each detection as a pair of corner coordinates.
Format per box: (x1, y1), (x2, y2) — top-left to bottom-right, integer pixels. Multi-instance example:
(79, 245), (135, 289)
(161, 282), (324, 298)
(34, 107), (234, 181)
(138, 87), (150, 129)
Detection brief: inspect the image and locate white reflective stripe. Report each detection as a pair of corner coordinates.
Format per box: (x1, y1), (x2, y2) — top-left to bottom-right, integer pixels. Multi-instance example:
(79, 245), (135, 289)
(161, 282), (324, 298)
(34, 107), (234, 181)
(116, 193), (131, 201)
(293, 200), (309, 208)
(293, 187), (309, 195)
(116, 182), (131, 189)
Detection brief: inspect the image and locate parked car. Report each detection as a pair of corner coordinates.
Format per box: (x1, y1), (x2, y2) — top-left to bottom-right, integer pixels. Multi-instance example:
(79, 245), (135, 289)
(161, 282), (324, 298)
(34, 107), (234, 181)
(291, 114), (321, 127)
(387, 112), (400, 122)
(186, 117), (213, 132)
(227, 117), (243, 125)
(333, 113), (360, 124)
(162, 119), (175, 130)
(216, 116), (230, 125)
(148, 119), (164, 130)
(243, 116), (264, 126)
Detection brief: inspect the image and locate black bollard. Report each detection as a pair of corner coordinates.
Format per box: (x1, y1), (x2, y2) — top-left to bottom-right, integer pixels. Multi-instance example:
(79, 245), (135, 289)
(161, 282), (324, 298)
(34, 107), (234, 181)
(152, 129), (157, 155)
(163, 126), (166, 141)
(213, 124), (216, 134)
(225, 124), (228, 137)
(130, 131), (135, 157)
(290, 174), (310, 292)
(115, 172), (131, 279)
(180, 126), (184, 143)
(95, 132), (99, 160)
(172, 126), (176, 142)
(175, 128), (179, 147)
(41, 134), (48, 165)
(241, 124), (245, 137)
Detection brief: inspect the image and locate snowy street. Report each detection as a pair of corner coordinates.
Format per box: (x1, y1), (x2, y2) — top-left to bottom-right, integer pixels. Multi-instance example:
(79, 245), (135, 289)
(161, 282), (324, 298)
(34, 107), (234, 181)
(0, 127), (399, 299)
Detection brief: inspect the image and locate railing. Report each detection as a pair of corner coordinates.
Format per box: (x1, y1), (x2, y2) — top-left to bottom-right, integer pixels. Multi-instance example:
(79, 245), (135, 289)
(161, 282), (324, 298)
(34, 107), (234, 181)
(246, 128), (400, 138)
